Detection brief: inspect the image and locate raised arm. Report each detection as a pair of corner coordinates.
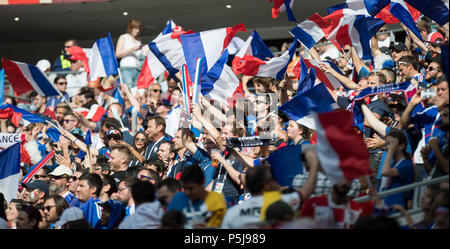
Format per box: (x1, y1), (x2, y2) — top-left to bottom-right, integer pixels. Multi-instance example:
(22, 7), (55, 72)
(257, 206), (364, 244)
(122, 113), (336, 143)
(319, 62), (358, 90)
(192, 103), (225, 151)
(350, 46), (370, 76)
(399, 90), (423, 129)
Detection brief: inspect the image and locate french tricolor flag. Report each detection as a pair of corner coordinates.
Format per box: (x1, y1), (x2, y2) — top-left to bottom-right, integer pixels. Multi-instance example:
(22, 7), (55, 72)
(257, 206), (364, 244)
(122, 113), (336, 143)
(86, 104), (107, 122)
(137, 20), (184, 89)
(290, 13), (332, 50)
(294, 59), (343, 90)
(405, 0), (449, 26)
(325, 14), (385, 60)
(179, 23), (246, 84)
(278, 83), (337, 130)
(88, 33), (119, 81)
(1, 58), (60, 97)
(328, 0), (422, 41)
(233, 30), (298, 80)
(200, 49), (242, 107)
(0, 142), (21, 203)
(148, 29), (194, 79)
(21, 150), (55, 185)
(0, 103), (46, 127)
(314, 109), (370, 184)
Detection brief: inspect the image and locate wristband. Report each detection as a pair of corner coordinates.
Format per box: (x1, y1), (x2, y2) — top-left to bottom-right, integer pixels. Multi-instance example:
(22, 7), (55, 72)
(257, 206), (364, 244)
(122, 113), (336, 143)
(74, 138), (78, 143)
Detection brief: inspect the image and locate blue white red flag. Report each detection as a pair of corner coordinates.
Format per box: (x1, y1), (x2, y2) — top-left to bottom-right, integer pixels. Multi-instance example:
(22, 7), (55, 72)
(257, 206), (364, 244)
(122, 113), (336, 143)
(270, 0), (297, 22)
(290, 13), (332, 50)
(181, 64), (191, 115)
(233, 31), (298, 80)
(0, 142), (21, 203)
(21, 150), (55, 184)
(88, 33), (119, 81)
(1, 58), (60, 97)
(278, 83), (337, 129)
(232, 30), (274, 74)
(200, 49), (243, 107)
(325, 13), (385, 60)
(0, 103), (46, 127)
(314, 109), (370, 184)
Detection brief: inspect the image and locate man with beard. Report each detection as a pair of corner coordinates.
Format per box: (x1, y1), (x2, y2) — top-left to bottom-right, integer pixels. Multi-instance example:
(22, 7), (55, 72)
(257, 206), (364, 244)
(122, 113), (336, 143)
(300, 181), (373, 229)
(48, 166), (75, 204)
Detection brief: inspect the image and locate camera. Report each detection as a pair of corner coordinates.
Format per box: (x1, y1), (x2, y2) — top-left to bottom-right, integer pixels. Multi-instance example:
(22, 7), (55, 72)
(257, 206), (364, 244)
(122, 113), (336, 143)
(420, 88), (436, 99)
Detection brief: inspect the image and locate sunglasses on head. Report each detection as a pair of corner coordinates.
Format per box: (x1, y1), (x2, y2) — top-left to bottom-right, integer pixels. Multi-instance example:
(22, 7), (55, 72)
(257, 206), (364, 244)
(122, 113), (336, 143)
(138, 174), (153, 180)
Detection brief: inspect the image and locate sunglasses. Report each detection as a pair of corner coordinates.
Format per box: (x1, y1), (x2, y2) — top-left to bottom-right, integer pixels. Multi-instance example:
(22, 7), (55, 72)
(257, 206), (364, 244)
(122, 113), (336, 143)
(64, 119), (76, 123)
(51, 175), (66, 180)
(426, 66), (436, 71)
(44, 205), (55, 212)
(135, 138), (146, 142)
(70, 176), (79, 181)
(343, 49), (350, 53)
(152, 89), (162, 93)
(34, 175), (46, 180)
(379, 29), (388, 32)
(57, 81), (67, 85)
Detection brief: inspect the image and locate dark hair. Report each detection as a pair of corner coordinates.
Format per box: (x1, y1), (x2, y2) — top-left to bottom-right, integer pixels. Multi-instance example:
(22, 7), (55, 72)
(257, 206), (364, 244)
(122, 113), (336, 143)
(101, 117), (122, 132)
(246, 165), (272, 195)
(131, 180), (156, 206)
(265, 200), (294, 223)
(43, 195), (69, 217)
(96, 156), (110, 172)
(101, 174), (118, 197)
(20, 205), (42, 229)
(180, 164), (204, 185)
(138, 168), (162, 186)
(144, 158), (166, 175)
(436, 75), (448, 86)
(0, 193), (6, 221)
(253, 77), (275, 93)
(160, 140), (175, 154)
(156, 178), (182, 193)
(10, 199), (29, 212)
(161, 210), (186, 229)
(121, 176), (139, 188)
(125, 166), (143, 178)
(53, 75), (66, 84)
(79, 173), (103, 197)
(369, 72), (388, 84)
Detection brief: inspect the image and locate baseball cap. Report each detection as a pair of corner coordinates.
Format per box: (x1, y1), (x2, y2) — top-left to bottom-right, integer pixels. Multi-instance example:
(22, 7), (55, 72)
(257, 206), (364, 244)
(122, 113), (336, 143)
(22, 180), (49, 195)
(428, 32), (444, 46)
(389, 42), (407, 52)
(54, 207), (85, 227)
(49, 166), (73, 177)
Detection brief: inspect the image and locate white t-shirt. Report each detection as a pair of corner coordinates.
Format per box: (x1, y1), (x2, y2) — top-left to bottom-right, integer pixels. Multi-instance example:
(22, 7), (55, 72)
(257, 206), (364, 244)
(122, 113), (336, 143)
(221, 192), (302, 229)
(119, 34), (142, 68)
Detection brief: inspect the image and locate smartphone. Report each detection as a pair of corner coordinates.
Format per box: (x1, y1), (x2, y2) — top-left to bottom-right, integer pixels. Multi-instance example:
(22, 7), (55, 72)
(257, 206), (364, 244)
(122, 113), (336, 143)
(420, 88), (436, 99)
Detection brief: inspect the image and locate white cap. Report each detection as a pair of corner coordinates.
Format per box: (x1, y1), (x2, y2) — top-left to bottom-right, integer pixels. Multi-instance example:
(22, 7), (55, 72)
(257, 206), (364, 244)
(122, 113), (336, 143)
(54, 207), (85, 227)
(36, 59), (51, 72)
(49, 166), (73, 177)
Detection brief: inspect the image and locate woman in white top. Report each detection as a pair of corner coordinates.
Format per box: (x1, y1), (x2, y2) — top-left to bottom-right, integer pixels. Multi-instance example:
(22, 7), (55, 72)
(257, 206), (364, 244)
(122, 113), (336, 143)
(116, 19), (145, 88)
